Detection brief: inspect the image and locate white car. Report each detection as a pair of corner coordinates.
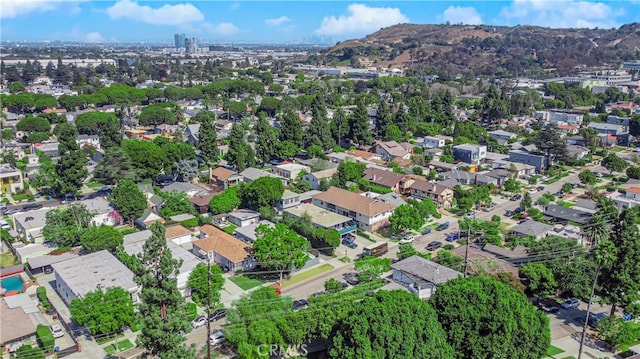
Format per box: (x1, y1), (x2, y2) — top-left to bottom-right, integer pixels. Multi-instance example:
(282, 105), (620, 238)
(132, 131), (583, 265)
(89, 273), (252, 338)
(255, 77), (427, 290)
(208, 331), (225, 346)
(398, 236), (414, 244)
(50, 323), (65, 338)
(192, 315), (207, 328)
(528, 189), (538, 194)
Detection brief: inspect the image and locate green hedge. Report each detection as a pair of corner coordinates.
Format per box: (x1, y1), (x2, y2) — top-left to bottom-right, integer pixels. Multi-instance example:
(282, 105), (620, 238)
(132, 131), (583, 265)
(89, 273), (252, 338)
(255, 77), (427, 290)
(36, 324), (54, 352)
(180, 218), (199, 228)
(36, 287), (51, 310)
(185, 302), (198, 321)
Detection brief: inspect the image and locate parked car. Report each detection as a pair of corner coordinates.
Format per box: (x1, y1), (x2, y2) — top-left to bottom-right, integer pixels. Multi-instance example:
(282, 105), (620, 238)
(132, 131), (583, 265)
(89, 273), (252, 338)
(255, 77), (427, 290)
(208, 331), (226, 346)
(510, 194), (522, 201)
(483, 204), (495, 212)
(342, 237), (358, 249)
(426, 241), (443, 251)
(310, 291), (326, 297)
(505, 210), (515, 217)
(0, 220), (10, 231)
(292, 299), (309, 311)
(560, 298), (580, 309)
(537, 186), (545, 191)
(345, 273), (360, 286)
(192, 315), (207, 328)
(50, 323), (65, 338)
(422, 228), (432, 235)
(513, 207), (524, 214)
(528, 189), (538, 194)
(537, 299), (560, 313)
(399, 236), (414, 244)
(445, 233), (459, 242)
(588, 313), (609, 328)
(518, 219), (529, 224)
(23, 203), (43, 211)
(3, 208), (21, 215)
(209, 309), (227, 322)
(435, 222), (450, 231)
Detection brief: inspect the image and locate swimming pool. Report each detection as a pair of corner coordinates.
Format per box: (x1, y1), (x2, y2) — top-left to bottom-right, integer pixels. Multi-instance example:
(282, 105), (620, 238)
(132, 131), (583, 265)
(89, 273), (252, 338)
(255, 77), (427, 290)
(1, 275), (24, 294)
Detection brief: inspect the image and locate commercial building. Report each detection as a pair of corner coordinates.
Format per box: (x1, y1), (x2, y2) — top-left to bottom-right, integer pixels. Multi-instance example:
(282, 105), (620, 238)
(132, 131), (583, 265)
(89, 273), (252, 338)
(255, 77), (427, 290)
(185, 37), (197, 54)
(174, 33), (186, 49)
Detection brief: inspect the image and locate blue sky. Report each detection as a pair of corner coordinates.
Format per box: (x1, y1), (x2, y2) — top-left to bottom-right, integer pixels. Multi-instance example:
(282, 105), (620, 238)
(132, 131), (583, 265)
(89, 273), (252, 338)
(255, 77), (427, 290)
(2, 0), (640, 43)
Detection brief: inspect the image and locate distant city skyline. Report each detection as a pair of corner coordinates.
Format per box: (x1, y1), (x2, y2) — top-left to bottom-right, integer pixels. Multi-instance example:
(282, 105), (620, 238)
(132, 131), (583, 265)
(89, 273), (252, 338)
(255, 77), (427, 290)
(1, 0), (640, 44)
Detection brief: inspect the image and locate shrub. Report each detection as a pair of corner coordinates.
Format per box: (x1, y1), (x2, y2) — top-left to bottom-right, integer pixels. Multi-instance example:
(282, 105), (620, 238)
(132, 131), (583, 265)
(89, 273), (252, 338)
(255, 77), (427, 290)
(185, 302), (198, 321)
(443, 244), (455, 250)
(36, 324), (54, 352)
(36, 287), (51, 310)
(180, 218), (199, 228)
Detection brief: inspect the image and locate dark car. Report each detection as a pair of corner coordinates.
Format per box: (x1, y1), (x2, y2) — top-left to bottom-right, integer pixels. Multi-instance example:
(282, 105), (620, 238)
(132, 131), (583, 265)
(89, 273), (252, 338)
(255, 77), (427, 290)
(537, 186), (545, 191)
(588, 313), (608, 328)
(445, 233), (459, 242)
(426, 241), (443, 251)
(435, 222), (450, 231)
(539, 303), (560, 313)
(341, 237), (357, 249)
(510, 194), (522, 201)
(505, 210), (515, 217)
(292, 299), (309, 311)
(3, 208), (22, 215)
(345, 273), (360, 286)
(513, 207), (524, 214)
(209, 309), (227, 322)
(22, 203), (43, 211)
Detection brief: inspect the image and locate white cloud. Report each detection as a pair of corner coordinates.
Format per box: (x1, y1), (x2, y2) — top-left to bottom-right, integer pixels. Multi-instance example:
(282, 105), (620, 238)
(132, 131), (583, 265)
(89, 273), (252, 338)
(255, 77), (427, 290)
(207, 22), (239, 36)
(315, 3), (409, 36)
(106, 0), (204, 26)
(1, 0), (57, 19)
(441, 6), (483, 25)
(85, 32), (104, 43)
(265, 16), (291, 27)
(499, 0), (622, 28)
(230, 2), (240, 11)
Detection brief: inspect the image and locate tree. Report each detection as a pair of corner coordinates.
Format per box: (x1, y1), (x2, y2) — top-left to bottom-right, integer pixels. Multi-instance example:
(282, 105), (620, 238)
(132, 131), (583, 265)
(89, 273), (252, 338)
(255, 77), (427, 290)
(397, 243), (419, 260)
(70, 287), (134, 336)
(519, 263), (558, 299)
(329, 290), (454, 359)
(255, 112), (278, 164)
(14, 344), (44, 359)
(431, 275), (550, 359)
(504, 178), (521, 194)
(80, 225), (124, 253)
(53, 123), (87, 195)
(375, 98), (392, 137)
(158, 191), (196, 219)
(194, 110), (218, 165)
(226, 123), (253, 171)
(93, 147), (139, 185)
(75, 112), (121, 149)
(349, 99), (372, 146)
(279, 110), (303, 148)
(209, 186), (240, 215)
(43, 204), (94, 246)
(389, 204), (424, 232)
(334, 160), (365, 187)
(253, 223), (310, 281)
(187, 263), (224, 308)
(135, 224), (193, 358)
(122, 140), (166, 179)
(305, 95), (334, 150)
(16, 116), (51, 133)
(239, 176), (284, 210)
(324, 278), (344, 294)
(354, 256), (391, 282)
(602, 153), (628, 175)
(627, 166), (640, 179)
(110, 180), (147, 224)
(534, 124), (567, 165)
(138, 106), (177, 126)
(521, 192), (532, 210)
(9, 82), (26, 93)
(579, 170), (598, 185)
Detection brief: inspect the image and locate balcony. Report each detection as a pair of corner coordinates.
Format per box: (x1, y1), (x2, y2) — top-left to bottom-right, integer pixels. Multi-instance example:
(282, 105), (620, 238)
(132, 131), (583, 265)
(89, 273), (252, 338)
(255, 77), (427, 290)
(338, 225), (357, 235)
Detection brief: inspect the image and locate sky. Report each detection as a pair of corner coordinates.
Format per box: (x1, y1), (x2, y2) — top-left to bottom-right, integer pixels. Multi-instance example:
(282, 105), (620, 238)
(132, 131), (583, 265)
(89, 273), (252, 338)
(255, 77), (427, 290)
(1, 0), (640, 43)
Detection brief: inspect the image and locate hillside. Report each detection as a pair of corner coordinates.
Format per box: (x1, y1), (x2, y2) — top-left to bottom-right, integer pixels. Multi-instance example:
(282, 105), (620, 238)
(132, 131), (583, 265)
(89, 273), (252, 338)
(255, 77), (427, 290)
(321, 23), (640, 76)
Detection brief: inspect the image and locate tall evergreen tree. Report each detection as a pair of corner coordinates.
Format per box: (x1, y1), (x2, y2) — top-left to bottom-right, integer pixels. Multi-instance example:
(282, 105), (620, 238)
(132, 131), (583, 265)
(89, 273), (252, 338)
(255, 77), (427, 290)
(375, 98), (392, 136)
(194, 110), (218, 164)
(279, 110), (303, 148)
(394, 104), (409, 132)
(330, 108), (348, 147)
(55, 123), (88, 195)
(135, 224), (193, 358)
(349, 99), (372, 146)
(226, 123), (249, 171)
(255, 112), (278, 164)
(305, 95), (334, 150)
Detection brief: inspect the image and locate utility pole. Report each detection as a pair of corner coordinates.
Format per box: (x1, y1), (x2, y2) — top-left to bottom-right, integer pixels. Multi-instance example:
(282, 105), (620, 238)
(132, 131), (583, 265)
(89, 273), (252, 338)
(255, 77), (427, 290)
(464, 203), (476, 277)
(206, 259), (211, 359)
(578, 262), (602, 359)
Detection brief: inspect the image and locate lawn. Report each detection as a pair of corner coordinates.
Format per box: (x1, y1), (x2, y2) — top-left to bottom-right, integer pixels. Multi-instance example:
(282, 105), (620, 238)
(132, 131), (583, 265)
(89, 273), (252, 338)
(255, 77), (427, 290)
(85, 181), (105, 190)
(0, 252), (18, 268)
(11, 193), (30, 201)
(96, 333), (123, 345)
(546, 345), (565, 357)
(229, 275), (263, 291)
(103, 339), (134, 355)
(282, 264), (334, 288)
(338, 257), (351, 263)
(222, 224), (237, 235)
(619, 338), (640, 352)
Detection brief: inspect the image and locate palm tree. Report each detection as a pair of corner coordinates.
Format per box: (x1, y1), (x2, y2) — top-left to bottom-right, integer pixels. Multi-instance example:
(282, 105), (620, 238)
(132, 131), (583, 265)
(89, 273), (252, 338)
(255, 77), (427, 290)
(582, 198), (617, 247)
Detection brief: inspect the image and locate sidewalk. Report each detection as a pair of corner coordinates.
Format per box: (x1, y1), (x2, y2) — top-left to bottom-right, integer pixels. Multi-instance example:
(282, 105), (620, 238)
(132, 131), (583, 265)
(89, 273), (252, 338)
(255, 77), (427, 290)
(550, 336), (617, 359)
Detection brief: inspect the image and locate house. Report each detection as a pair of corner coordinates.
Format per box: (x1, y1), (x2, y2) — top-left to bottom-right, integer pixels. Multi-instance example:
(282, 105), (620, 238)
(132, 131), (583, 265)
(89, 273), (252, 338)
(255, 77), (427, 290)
(372, 141), (412, 161)
(13, 208), (51, 243)
(123, 230), (199, 296)
(429, 160), (459, 172)
(76, 134), (101, 150)
(363, 167), (406, 193)
(299, 190), (322, 204)
(83, 197), (122, 227)
(566, 135), (587, 146)
(0, 296), (38, 352)
(509, 221), (553, 240)
(606, 187), (640, 209)
(0, 164), (24, 195)
(573, 199), (599, 214)
(557, 124), (579, 135)
(273, 163), (311, 182)
(508, 150), (547, 172)
(31, 142), (59, 158)
(135, 209), (164, 229)
(184, 123), (200, 145)
(138, 182), (165, 211)
(543, 204), (592, 225)
(165, 225), (193, 245)
(389, 255), (461, 299)
(312, 187), (395, 232)
(193, 225), (256, 272)
(276, 190), (300, 213)
(285, 203), (357, 238)
(421, 135), (450, 149)
(189, 192), (215, 214)
(303, 168), (337, 190)
(587, 122), (629, 145)
(480, 169), (512, 186)
(160, 182), (209, 198)
(409, 180), (454, 208)
(52, 250), (139, 305)
(240, 167), (285, 184)
(228, 209), (260, 227)
(373, 192), (408, 207)
(452, 144), (487, 165)
(440, 170), (476, 185)
(481, 244), (530, 265)
(487, 130), (517, 144)
(346, 149), (381, 162)
(209, 167), (242, 189)
(566, 145), (589, 160)
(234, 220), (275, 243)
(491, 160), (536, 178)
